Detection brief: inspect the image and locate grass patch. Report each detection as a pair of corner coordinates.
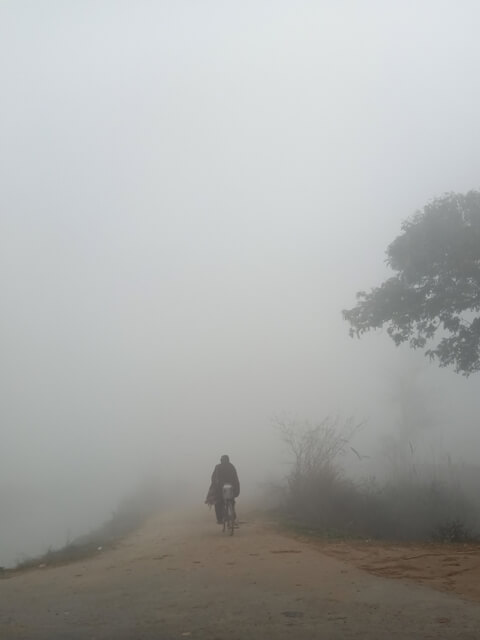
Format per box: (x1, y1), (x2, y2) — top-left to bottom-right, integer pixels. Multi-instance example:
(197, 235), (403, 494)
(1, 483), (163, 577)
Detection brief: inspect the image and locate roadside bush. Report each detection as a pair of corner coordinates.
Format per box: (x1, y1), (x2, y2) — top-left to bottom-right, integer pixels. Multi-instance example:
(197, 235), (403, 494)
(278, 418), (479, 542)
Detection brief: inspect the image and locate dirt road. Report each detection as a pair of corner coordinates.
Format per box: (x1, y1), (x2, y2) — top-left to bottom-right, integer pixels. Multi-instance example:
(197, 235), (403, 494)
(2, 508), (480, 639)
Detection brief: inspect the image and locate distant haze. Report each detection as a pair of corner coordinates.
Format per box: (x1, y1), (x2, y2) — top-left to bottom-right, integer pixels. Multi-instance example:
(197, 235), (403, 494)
(2, 1), (480, 566)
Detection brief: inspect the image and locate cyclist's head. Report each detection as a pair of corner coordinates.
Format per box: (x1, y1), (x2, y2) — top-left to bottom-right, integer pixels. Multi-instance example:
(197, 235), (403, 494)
(220, 454), (230, 464)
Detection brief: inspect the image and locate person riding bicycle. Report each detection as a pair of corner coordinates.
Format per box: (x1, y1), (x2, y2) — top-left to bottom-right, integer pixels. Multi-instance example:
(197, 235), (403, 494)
(205, 454), (240, 524)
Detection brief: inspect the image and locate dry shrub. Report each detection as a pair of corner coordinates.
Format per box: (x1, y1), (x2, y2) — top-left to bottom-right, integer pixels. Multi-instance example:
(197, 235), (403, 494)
(277, 417), (366, 535)
(278, 417), (479, 541)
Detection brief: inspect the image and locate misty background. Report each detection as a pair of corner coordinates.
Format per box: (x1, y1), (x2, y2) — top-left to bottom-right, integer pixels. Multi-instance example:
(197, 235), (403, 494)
(2, 1), (480, 566)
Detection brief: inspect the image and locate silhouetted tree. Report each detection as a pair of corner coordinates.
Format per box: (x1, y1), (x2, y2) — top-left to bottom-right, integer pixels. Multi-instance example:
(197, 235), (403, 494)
(343, 191), (480, 375)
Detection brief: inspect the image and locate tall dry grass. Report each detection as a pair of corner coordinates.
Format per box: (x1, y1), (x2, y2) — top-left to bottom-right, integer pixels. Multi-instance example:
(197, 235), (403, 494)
(277, 417), (480, 542)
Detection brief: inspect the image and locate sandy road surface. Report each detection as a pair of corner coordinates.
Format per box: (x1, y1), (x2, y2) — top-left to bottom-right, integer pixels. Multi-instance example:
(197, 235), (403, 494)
(2, 508), (480, 639)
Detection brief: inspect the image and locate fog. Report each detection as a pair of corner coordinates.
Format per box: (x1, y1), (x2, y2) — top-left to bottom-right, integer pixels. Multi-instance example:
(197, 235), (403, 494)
(2, 1), (480, 566)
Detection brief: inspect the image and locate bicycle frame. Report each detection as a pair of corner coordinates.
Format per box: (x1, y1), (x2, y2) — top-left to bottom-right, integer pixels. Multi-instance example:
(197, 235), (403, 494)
(222, 497), (236, 535)
(221, 484), (236, 535)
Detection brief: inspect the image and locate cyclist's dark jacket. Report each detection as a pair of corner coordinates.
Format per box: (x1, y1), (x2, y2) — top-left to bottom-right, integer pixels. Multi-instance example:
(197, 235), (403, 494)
(211, 461), (240, 498)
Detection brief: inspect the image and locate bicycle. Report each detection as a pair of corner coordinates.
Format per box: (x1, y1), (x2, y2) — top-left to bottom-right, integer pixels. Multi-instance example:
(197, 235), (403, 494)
(221, 483), (236, 536)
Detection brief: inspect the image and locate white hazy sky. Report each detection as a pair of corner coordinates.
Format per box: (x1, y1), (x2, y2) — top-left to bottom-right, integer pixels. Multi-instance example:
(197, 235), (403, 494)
(2, 1), (480, 565)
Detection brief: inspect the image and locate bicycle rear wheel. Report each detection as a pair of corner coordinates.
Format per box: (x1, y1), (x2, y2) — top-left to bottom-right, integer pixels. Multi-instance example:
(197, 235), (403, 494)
(227, 501), (235, 536)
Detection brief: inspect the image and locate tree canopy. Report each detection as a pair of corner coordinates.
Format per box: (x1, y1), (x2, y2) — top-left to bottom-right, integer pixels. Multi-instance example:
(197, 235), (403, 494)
(343, 191), (480, 375)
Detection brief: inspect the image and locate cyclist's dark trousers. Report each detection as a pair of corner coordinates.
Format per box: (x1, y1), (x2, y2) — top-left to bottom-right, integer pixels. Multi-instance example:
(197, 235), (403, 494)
(214, 502), (223, 522)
